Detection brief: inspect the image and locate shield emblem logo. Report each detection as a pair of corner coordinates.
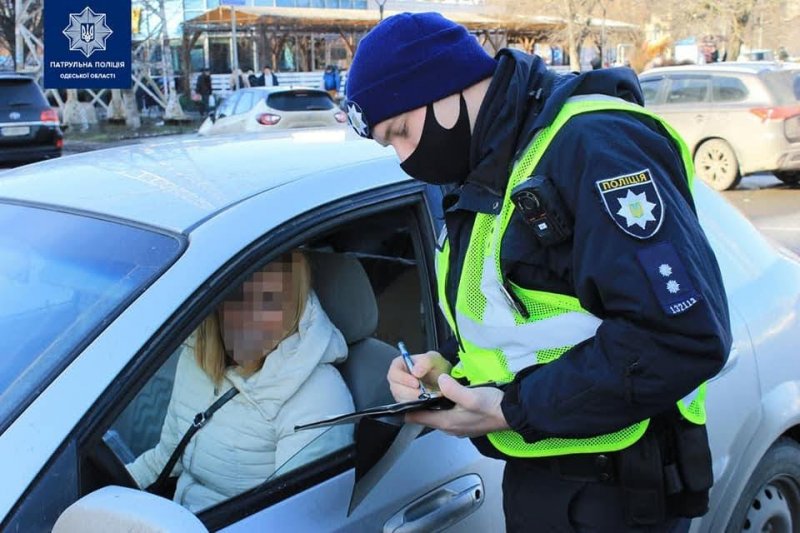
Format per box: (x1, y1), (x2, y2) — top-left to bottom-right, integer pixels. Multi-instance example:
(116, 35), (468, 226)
(81, 23), (95, 43)
(596, 169), (664, 240)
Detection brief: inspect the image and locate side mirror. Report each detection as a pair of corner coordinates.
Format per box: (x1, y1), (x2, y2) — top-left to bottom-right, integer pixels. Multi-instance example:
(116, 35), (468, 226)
(53, 486), (207, 533)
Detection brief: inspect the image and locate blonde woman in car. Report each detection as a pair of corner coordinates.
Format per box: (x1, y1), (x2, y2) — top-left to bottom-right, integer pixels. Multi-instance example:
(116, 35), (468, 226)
(128, 250), (354, 512)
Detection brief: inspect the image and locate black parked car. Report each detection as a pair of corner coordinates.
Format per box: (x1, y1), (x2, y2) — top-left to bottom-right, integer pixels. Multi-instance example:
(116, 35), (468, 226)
(0, 74), (62, 165)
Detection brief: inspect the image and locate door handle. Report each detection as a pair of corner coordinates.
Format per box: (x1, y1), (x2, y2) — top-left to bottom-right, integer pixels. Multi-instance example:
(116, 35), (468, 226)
(383, 474), (484, 533)
(695, 114), (705, 122)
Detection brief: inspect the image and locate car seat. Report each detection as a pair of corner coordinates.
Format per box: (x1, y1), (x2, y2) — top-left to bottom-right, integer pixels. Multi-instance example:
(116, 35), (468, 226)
(307, 251), (398, 410)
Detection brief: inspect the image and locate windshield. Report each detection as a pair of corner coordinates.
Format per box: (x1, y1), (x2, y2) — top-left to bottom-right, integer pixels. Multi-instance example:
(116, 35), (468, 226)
(0, 203), (183, 431)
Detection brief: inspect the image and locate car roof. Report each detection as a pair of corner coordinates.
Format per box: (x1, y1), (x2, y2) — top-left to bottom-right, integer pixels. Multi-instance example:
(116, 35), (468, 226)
(0, 128), (397, 234)
(640, 62), (798, 77)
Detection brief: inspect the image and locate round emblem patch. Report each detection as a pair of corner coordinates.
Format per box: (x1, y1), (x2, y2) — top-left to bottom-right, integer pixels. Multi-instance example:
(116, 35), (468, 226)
(345, 100), (370, 138)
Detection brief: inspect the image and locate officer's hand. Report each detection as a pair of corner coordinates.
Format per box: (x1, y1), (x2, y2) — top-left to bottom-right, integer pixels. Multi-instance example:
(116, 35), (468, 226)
(387, 350), (452, 402)
(406, 374), (509, 438)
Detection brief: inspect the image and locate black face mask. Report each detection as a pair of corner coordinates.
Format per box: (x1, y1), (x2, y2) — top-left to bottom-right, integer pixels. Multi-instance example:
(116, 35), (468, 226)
(400, 93), (471, 185)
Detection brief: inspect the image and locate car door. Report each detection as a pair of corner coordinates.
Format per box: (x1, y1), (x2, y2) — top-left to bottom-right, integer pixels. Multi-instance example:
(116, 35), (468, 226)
(648, 75), (712, 151)
(690, 184), (772, 532)
(53, 180), (502, 532)
(211, 186), (503, 532)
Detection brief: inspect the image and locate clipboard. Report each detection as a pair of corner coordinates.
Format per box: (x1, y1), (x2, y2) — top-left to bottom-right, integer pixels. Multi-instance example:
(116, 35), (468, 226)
(294, 381), (509, 432)
(294, 392), (455, 432)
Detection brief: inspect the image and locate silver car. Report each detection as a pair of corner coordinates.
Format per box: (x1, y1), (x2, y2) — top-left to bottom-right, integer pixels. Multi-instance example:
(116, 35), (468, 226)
(198, 87), (348, 136)
(639, 63), (800, 191)
(0, 130), (798, 532)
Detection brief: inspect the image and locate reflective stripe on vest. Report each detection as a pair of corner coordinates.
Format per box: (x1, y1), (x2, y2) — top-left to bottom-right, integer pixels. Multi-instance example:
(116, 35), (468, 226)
(436, 96), (706, 459)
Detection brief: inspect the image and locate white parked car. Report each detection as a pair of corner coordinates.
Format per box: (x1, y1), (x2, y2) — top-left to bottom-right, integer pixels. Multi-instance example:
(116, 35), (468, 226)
(198, 87), (348, 136)
(0, 129), (798, 532)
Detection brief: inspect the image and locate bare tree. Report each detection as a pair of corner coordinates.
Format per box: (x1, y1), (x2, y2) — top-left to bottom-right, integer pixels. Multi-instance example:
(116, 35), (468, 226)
(489, 0), (605, 69)
(0, 0), (42, 71)
(560, 0), (599, 68)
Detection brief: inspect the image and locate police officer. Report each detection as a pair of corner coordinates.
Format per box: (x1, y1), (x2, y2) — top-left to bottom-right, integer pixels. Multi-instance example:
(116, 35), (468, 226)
(344, 13), (732, 533)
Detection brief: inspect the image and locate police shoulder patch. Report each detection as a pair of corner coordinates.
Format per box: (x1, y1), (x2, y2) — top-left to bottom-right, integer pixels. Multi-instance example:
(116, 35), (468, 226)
(636, 242), (702, 316)
(596, 169), (664, 239)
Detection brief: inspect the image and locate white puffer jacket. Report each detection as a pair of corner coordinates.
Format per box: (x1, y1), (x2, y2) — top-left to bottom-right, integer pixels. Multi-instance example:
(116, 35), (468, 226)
(128, 291), (354, 512)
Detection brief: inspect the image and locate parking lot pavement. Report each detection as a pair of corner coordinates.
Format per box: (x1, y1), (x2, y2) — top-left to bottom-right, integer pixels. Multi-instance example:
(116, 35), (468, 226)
(722, 174), (800, 255)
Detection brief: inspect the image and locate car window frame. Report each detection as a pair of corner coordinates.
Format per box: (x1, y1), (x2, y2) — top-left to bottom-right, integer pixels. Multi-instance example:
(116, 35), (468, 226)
(60, 180), (439, 530)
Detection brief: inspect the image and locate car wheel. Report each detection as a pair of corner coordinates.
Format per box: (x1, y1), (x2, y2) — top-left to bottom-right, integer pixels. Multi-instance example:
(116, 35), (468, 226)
(726, 439), (800, 533)
(775, 172), (800, 186)
(694, 139), (741, 191)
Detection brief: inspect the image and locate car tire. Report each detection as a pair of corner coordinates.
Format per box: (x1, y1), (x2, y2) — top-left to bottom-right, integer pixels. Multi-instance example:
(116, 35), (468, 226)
(725, 438), (800, 533)
(694, 139), (741, 191)
(775, 172), (800, 186)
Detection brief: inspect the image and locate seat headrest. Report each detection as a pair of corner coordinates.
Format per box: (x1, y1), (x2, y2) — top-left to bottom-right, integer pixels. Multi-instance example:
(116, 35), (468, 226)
(307, 251), (378, 345)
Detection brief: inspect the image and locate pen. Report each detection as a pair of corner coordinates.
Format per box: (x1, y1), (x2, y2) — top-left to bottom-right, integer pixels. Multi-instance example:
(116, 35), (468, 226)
(397, 341), (428, 396)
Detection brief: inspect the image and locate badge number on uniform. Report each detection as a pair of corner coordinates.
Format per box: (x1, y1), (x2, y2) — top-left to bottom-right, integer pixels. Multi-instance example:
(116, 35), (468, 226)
(596, 169), (664, 239)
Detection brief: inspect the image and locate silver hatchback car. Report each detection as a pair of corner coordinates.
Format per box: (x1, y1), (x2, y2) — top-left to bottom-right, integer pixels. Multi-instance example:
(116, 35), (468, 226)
(639, 63), (800, 190)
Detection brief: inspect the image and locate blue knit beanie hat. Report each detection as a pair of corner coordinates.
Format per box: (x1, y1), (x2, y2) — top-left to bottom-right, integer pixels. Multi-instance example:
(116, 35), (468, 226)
(345, 12), (497, 138)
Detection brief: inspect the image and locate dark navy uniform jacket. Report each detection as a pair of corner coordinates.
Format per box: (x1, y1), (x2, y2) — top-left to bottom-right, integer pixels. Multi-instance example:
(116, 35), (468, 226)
(439, 49), (732, 452)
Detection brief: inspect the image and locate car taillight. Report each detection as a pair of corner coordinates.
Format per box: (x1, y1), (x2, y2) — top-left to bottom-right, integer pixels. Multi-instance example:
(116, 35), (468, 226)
(334, 111), (347, 123)
(41, 108), (59, 123)
(55, 138), (64, 149)
(256, 113), (281, 126)
(749, 105), (800, 121)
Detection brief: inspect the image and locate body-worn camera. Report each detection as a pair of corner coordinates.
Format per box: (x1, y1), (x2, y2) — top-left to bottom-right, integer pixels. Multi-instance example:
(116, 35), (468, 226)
(510, 175), (573, 246)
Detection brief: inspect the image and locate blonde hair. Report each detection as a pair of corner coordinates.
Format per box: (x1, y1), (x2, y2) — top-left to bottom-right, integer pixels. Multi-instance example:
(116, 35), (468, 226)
(195, 250), (312, 385)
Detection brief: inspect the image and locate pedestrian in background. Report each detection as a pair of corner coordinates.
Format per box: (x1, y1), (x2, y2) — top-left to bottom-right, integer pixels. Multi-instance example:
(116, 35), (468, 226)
(195, 67), (213, 117)
(323, 65), (341, 100)
(229, 68), (248, 91)
(345, 12), (731, 533)
(252, 65), (279, 87)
